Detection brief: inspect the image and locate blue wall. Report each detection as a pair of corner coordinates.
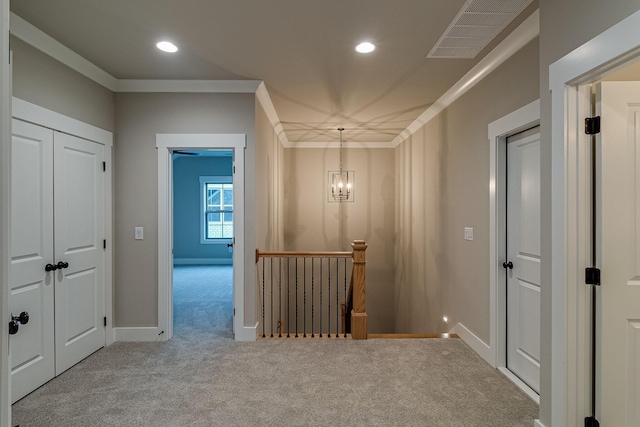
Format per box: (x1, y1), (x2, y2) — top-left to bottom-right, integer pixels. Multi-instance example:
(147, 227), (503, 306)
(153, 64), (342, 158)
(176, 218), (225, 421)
(173, 154), (233, 263)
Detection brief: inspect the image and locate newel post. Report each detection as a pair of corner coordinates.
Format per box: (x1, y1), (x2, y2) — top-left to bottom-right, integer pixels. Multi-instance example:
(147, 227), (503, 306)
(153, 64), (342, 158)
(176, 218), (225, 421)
(351, 240), (368, 339)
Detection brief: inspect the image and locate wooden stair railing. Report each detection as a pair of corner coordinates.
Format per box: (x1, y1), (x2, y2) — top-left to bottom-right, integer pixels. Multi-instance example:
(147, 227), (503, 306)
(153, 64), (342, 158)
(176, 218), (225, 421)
(256, 240), (367, 340)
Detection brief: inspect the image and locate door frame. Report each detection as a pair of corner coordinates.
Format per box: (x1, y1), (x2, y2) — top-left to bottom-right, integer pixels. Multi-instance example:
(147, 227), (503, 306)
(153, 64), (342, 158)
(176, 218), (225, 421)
(156, 134), (247, 341)
(10, 98), (114, 344)
(549, 9), (640, 426)
(488, 99), (540, 402)
(1, 0), (10, 424)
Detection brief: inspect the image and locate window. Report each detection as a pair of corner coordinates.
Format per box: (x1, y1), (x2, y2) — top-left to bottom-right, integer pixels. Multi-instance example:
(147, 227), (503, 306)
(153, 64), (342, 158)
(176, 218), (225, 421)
(199, 176), (233, 243)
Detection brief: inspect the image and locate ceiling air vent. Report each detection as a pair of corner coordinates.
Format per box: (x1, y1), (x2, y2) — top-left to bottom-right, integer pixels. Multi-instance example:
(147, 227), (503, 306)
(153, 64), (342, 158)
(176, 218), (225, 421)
(427, 0), (534, 59)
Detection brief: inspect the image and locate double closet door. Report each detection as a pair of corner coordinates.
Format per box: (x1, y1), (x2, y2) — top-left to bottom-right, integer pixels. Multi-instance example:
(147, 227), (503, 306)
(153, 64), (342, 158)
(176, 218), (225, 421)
(10, 119), (106, 403)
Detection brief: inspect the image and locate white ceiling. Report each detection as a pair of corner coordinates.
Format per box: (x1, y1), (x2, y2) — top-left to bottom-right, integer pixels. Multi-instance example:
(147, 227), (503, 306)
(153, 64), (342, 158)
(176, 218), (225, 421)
(10, 0), (538, 144)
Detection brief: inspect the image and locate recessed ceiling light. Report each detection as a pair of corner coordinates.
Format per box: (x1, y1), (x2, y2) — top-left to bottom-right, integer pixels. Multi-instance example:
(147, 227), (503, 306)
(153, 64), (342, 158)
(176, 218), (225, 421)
(355, 42), (375, 54)
(156, 41), (178, 53)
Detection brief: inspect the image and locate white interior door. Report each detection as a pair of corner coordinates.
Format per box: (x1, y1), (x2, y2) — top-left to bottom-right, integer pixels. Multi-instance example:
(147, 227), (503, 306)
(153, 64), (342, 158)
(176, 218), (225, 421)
(506, 127), (541, 393)
(53, 131), (105, 375)
(597, 81), (640, 425)
(9, 119), (55, 403)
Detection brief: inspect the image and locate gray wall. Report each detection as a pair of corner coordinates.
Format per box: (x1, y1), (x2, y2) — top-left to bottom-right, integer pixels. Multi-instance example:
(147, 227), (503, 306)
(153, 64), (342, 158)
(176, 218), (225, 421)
(10, 36), (115, 132)
(173, 155), (233, 261)
(538, 1), (640, 425)
(283, 146), (396, 333)
(394, 38), (540, 337)
(114, 92), (256, 327)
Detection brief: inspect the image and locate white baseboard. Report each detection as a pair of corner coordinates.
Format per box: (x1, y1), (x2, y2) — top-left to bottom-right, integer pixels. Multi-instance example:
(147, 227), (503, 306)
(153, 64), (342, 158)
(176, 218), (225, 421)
(114, 327), (162, 342)
(450, 323), (493, 365)
(173, 258), (232, 265)
(533, 420), (545, 427)
(498, 367), (539, 403)
(235, 322), (258, 342)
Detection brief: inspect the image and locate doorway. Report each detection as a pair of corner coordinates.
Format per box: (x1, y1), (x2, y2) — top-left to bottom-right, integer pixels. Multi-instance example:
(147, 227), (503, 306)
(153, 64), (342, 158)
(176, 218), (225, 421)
(505, 126), (541, 395)
(549, 11), (640, 425)
(171, 149), (234, 337)
(488, 99), (540, 401)
(156, 134), (248, 341)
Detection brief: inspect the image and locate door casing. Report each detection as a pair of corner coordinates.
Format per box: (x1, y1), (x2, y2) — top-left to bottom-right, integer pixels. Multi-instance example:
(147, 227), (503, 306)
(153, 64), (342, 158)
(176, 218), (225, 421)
(156, 134), (250, 341)
(549, 9), (640, 426)
(488, 99), (540, 402)
(11, 98), (114, 345)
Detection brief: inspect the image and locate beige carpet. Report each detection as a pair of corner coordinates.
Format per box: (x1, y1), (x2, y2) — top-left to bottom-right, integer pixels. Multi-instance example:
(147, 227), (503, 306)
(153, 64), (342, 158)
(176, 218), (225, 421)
(12, 266), (539, 426)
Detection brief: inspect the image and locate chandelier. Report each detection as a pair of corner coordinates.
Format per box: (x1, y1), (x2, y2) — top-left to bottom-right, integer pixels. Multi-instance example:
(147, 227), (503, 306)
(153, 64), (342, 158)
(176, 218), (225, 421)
(328, 128), (354, 202)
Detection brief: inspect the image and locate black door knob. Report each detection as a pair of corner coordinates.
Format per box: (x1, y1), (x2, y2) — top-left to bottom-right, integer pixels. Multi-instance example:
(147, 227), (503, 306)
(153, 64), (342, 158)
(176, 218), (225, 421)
(56, 261), (69, 269)
(45, 263), (58, 272)
(502, 261), (513, 269)
(16, 311), (29, 325)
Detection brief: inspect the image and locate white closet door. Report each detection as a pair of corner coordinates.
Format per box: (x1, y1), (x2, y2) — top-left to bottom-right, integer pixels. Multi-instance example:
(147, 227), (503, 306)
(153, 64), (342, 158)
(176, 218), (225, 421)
(53, 132), (105, 375)
(506, 128), (541, 393)
(9, 119), (55, 403)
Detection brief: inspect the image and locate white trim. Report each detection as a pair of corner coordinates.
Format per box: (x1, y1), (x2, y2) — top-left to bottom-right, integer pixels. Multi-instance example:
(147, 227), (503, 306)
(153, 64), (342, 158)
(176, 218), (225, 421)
(10, 12), (118, 91)
(488, 100), (540, 371)
(234, 322), (258, 342)
(533, 420), (546, 427)
(282, 141), (394, 149)
(104, 146), (115, 346)
(548, 8), (640, 427)
(12, 97), (112, 146)
(10, 13), (261, 95)
(157, 134), (248, 342)
(450, 323), (492, 365)
(199, 175), (233, 245)
(113, 327), (161, 342)
(173, 258), (232, 266)
(498, 367), (540, 403)
(1, 0), (11, 424)
(280, 6), (537, 151)
(116, 79), (261, 93)
(498, 367), (540, 404)
(255, 82), (288, 147)
(391, 9), (539, 148)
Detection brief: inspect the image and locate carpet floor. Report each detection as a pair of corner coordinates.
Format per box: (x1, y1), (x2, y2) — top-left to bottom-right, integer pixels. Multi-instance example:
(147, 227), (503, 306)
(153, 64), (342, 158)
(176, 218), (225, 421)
(12, 265), (539, 426)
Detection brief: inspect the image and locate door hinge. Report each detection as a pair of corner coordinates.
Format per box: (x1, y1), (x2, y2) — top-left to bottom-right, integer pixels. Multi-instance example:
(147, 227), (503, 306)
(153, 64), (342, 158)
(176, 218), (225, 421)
(103, 239), (107, 249)
(233, 308), (236, 316)
(103, 161), (106, 172)
(104, 317), (107, 327)
(585, 416), (600, 427)
(233, 165), (236, 174)
(585, 116), (601, 135)
(585, 267), (601, 286)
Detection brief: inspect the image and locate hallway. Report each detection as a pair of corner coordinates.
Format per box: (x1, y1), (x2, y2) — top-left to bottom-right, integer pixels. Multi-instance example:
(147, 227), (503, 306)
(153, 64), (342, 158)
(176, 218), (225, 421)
(11, 268), (539, 426)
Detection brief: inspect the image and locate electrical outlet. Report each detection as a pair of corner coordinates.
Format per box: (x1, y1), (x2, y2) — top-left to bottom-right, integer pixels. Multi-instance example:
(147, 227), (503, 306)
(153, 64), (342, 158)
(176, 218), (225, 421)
(135, 227), (144, 240)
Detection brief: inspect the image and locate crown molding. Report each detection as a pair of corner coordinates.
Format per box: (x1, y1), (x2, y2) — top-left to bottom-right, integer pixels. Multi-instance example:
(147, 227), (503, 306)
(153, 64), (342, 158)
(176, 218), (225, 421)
(281, 141), (393, 149)
(10, 12), (260, 94)
(10, 8), (539, 149)
(116, 79), (260, 93)
(390, 8), (540, 147)
(10, 12), (119, 90)
(255, 82), (289, 147)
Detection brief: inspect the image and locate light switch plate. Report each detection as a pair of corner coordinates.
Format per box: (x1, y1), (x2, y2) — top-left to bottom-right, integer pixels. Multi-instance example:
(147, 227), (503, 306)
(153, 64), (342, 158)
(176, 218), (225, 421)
(464, 227), (473, 241)
(135, 227), (144, 240)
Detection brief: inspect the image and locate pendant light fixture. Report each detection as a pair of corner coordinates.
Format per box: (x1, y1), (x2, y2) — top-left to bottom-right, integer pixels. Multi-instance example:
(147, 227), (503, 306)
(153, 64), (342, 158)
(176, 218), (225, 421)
(328, 128), (354, 202)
